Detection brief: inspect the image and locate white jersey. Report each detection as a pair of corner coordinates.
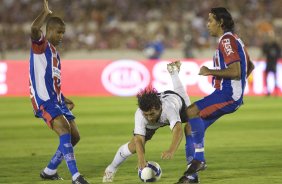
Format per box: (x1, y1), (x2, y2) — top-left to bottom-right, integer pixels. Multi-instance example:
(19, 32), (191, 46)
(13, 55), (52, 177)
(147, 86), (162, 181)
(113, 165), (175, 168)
(134, 92), (185, 136)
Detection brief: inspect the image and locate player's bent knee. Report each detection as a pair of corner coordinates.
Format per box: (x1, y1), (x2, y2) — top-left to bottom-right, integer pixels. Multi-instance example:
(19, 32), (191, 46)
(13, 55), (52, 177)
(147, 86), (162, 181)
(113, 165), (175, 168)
(184, 123), (192, 135)
(71, 135), (80, 146)
(52, 115), (71, 135)
(186, 104), (200, 119)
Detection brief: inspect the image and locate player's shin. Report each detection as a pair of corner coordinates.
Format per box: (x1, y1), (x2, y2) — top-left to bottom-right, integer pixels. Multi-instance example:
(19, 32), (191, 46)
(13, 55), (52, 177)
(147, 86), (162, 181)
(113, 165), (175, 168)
(45, 148), (64, 174)
(185, 133), (194, 164)
(107, 142), (133, 172)
(184, 124), (199, 179)
(189, 118), (205, 162)
(59, 133), (80, 180)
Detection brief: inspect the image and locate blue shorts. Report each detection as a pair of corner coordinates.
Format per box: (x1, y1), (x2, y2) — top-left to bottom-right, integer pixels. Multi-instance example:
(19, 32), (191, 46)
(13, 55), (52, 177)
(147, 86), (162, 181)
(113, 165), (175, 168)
(195, 90), (242, 124)
(35, 99), (75, 128)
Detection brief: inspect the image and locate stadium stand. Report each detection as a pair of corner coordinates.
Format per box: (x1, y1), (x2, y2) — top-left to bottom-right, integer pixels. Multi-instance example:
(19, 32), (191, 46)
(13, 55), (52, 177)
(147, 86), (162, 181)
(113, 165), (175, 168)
(0, 0), (281, 59)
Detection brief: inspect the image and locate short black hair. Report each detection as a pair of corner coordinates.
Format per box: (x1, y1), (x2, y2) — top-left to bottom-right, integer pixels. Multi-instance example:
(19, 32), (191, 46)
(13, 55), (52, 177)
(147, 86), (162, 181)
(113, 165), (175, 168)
(46, 16), (65, 30)
(210, 7), (234, 32)
(137, 87), (161, 112)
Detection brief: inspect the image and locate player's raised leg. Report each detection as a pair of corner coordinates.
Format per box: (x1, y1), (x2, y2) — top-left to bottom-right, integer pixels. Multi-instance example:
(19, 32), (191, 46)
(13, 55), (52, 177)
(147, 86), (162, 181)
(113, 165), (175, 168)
(167, 61), (191, 106)
(168, 61), (199, 183)
(103, 138), (135, 182)
(167, 61), (195, 162)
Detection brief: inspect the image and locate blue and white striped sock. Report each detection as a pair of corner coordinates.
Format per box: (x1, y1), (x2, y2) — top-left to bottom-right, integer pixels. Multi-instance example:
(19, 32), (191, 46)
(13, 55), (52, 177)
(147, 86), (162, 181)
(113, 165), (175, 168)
(47, 148), (64, 170)
(59, 134), (79, 177)
(189, 117), (205, 162)
(185, 134), (194, 164)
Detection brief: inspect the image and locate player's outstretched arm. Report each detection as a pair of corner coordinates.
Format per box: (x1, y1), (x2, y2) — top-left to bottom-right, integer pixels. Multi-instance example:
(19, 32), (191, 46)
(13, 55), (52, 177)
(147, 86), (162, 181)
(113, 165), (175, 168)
(31, 0), (52, 40)
(161, 122), (183, 159)
(134, 135), (147, 169)
(199, 62), (241, 79)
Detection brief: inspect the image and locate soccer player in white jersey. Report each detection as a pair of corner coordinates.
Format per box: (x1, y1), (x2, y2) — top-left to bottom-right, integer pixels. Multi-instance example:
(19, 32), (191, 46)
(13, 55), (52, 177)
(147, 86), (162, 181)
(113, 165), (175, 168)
(29, 1), (89, 184)
(176, 7), (254, 183)
(102, 61), (199, 183)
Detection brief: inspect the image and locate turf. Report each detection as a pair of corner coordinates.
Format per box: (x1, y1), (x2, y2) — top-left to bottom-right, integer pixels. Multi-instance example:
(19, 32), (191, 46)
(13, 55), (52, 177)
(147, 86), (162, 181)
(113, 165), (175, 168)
(0, 96), (282, 184)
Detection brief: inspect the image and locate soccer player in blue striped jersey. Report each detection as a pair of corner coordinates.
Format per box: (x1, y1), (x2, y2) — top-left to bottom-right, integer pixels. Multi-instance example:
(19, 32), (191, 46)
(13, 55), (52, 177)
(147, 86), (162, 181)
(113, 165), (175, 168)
(176, 7), (254, 184)
(29, 1), (89, 183)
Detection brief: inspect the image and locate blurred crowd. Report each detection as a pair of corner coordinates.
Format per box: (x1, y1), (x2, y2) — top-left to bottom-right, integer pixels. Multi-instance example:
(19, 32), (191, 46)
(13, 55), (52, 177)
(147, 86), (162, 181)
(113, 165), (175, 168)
(1, 0), (282, 58)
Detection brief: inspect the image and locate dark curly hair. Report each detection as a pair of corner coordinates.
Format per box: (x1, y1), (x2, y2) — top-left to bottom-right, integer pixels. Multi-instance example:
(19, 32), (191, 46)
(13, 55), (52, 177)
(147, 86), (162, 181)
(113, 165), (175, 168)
(210, 7), (234, 33)
(137, 86), (161, 112)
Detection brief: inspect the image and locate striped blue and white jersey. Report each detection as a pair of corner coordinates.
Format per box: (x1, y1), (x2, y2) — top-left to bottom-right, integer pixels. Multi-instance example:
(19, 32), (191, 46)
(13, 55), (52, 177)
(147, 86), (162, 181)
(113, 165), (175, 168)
(29, 33), (62, 114)
(213, 32), (251, 102)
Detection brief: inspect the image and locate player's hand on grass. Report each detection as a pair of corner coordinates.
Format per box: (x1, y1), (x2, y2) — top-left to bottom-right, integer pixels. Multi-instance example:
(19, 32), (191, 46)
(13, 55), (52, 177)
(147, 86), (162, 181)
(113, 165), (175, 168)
(161, 150), (174, 159)
(65, 98), (75, 110)
(43, 0), (53, 15)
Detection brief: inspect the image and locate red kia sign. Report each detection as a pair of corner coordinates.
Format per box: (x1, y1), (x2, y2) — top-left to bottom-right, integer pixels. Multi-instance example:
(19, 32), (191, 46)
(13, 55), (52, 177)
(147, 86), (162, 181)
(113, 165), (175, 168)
(0, 59), (281, 96)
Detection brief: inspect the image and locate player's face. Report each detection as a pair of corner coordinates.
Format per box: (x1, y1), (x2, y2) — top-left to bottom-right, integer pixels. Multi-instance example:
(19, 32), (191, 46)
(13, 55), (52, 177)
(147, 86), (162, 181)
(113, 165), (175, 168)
(207, 13), (222, 37)
(48, 25), (65, 46)
(142, 107), (162, 123)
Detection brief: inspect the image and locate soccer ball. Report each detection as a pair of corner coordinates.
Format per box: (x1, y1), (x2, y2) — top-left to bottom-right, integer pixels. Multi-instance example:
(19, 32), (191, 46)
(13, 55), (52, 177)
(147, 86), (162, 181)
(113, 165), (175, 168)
(138, 161), (162, 182)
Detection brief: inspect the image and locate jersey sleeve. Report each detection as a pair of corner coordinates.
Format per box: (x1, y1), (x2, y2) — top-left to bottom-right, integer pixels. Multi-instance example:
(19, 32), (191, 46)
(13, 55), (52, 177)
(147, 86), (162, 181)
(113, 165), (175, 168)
(133, 109), (147, 136)
(31, 31), (47, 54)
(219, 35), (240, 66)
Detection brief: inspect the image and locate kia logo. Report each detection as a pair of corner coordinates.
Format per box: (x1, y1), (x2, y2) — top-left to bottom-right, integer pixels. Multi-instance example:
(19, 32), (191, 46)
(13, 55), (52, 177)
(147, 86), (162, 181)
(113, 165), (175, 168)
(101, 60), (150, 96)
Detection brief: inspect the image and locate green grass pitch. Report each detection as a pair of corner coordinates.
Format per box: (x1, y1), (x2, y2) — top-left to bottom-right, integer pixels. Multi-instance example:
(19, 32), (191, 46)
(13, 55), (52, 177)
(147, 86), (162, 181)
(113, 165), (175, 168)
(0, 96), (282, 184)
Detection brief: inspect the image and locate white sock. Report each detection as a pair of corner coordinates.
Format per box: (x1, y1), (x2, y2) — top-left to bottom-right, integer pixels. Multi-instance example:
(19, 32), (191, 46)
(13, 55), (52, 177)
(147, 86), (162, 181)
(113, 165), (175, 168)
(72, 172), (81, 181)
(170, 73), (191, 106)
(106, 142), (133, 172)
(44, 167), (57, 175)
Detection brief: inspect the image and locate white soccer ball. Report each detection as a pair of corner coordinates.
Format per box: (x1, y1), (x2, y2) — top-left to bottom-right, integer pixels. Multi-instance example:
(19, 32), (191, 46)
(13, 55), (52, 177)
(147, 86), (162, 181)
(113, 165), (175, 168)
(138, 161), (162, 182)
